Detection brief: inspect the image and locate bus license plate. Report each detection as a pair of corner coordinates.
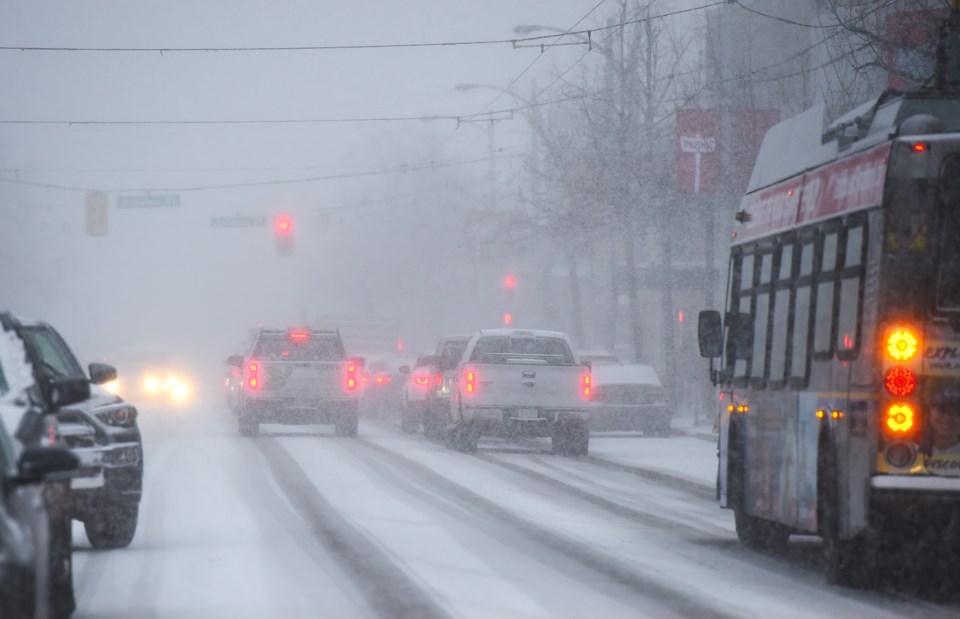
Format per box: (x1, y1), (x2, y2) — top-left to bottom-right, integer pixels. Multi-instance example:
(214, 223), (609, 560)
(517, 408), (538, 419)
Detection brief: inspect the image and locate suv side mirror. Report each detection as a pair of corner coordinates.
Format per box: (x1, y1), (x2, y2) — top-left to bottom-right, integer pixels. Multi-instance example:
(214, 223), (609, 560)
(226, 355), (244, 368)
(49, 377), (91, 408)
(17, 446), (78, 484)
(697, 311), (723, 358)
(89, 362), (117, 385)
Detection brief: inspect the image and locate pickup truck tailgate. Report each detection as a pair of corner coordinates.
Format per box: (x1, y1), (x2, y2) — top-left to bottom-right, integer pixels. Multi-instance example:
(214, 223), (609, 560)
(257, 361), (346, 401)
(470, 364), (586, 410)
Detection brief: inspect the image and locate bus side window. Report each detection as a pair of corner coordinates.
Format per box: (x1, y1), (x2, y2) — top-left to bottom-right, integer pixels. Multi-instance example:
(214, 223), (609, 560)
(769, 243), (794, 386)
(837, 224), (866, 356)
(751, 252), (774, 383)
(733, 253), (755, 381)
(813, 231), (839, 357)
(790, 242), (815, 385)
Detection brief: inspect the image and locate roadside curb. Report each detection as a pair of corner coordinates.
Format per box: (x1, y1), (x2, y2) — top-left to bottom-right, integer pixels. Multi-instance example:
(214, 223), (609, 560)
(671, 426), (718, 444)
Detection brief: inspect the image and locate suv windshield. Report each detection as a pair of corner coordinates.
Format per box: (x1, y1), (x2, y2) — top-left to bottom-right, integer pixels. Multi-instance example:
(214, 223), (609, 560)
(936, 156), (960, 312)
(252, 333), (344, 361)
(21, 326), (85, 380)
(469, 336), (575, 365)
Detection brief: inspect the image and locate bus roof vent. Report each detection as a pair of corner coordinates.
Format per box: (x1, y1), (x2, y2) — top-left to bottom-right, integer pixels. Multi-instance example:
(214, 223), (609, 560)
(898, 113), (945, 137)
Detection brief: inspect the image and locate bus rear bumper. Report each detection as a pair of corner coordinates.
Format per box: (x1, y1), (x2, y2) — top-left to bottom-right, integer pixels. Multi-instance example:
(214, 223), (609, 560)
(869, 476), (960, 541)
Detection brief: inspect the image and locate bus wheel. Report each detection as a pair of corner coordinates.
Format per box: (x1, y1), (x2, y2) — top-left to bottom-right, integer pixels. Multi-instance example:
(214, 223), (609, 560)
(819, 440), (869, 587)
(729, 427), (788, 553)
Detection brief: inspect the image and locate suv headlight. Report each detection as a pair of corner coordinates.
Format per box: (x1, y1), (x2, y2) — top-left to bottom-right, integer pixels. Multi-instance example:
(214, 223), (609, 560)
(96, 405), (138, 427)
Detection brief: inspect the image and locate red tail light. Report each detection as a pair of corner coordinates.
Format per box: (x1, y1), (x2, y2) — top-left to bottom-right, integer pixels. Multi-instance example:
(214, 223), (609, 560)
(246, 361), (260, 391)
(375, 374), (392, 385)
(581, 373), (592, 399)
(435, 373), (443, 386)
(464, 369), (477, 395)
(346, 361), (359, 392)
(414, 375), (430, 386)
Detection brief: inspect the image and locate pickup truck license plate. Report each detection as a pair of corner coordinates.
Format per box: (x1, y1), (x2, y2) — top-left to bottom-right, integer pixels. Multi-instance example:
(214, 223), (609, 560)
(516, 408), (539, 419)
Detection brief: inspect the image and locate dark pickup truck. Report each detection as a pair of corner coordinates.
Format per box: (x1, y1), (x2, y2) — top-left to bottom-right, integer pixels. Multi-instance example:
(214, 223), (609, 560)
(9, 316), (143, 549)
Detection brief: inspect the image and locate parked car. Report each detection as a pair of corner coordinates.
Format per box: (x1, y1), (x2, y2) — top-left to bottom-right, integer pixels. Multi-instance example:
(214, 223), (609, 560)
(447, 329), (593, 455)
(590, 364), (671, 435)
(6, 315), (143, 550)
(0, 312), (82, 619)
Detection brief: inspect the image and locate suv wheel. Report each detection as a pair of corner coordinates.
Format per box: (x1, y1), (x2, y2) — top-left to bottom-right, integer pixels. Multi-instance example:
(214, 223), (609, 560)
(238, 401), (259, 437)
(400, 398), (418, 434)
(84, 502), (139, 549)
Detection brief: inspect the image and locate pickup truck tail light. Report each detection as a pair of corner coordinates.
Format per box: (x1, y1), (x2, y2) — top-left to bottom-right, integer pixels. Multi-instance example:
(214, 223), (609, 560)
(346, 361), (359, 392)
(464, 369), (477, 395)
(581, 373), (592, 399)
(246, 361), (260, 391)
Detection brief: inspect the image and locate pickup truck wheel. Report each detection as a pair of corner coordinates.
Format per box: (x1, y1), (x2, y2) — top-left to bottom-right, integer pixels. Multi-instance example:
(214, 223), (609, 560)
(238, 404), (259, 437)
(453, 409), (479, 453)
(423, 407), (442, 441)
(335, 410), (359, 437)
(552, 420), (588, 456)
(84, 502), (139, 549)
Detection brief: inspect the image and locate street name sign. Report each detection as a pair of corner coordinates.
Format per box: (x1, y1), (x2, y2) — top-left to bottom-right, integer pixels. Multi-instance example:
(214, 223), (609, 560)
(117, 194), (180, 208)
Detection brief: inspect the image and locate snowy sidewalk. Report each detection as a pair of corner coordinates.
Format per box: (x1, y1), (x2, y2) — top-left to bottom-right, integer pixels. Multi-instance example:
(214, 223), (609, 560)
(587, 429), (718, 492)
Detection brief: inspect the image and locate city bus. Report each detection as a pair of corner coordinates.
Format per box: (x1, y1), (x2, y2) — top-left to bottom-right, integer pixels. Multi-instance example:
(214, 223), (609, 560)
(697, 88), (960, 586)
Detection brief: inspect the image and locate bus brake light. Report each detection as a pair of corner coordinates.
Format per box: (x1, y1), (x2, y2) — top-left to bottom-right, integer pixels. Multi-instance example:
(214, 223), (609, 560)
(885, 404), (915, 433)
(884, 367), (917, 397)
(886, 329), (919, 361)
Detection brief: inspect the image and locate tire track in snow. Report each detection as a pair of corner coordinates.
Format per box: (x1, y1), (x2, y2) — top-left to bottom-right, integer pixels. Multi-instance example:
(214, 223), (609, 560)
(255, 437), (451, 619)
(351, 436), (738, 619)
(474, 452), (731, 538)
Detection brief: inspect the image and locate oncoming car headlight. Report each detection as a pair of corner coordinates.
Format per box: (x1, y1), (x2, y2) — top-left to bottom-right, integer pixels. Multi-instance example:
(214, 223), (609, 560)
(95, 404), (138, 428)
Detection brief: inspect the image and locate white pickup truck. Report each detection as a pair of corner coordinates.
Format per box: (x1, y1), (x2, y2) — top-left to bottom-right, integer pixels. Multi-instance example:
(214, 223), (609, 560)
(231, 328), (361, 437)
(447, 329), (593, 455)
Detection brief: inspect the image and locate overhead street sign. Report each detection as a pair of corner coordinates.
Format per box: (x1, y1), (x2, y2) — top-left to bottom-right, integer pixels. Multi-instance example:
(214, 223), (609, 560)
(210, 215), (267, 228)
(117, 194), (180, 208)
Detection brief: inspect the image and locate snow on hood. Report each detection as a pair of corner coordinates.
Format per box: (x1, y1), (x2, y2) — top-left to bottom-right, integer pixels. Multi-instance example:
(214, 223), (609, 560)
(0, 324), (35, 433)
(590, 364), (662, 387)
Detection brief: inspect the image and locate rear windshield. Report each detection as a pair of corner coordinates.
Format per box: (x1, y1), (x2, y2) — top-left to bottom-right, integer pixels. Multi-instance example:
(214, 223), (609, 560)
(936, 157), (960, 311)
(469, 336), (575, 365)
(253, 333), (344, 361)
(440, 339), (468, 363)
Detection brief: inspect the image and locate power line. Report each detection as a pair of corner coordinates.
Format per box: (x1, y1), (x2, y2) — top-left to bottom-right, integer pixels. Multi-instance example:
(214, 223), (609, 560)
(0, 114), (463, 126)
(732, 1), (830, 29)
(0, 152), (523, 194)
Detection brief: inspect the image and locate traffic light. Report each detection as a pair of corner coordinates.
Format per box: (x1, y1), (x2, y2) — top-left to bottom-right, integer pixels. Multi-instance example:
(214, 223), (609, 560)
(274, 214), (294, 255)
(503, 274), (517, 290)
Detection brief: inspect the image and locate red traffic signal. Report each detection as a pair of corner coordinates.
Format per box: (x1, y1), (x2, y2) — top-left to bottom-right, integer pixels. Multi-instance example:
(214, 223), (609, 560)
(275, 214), (293, 235)
(503, 274), (517, 290)
(274, 214), (294, 255)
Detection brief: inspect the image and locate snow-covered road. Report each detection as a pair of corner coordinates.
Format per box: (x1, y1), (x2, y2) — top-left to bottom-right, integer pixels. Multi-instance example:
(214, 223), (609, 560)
(70, 406), (960, 618)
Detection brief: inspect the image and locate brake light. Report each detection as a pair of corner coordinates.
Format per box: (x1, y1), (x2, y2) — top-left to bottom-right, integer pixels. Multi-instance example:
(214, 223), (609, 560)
(414, 375), (430, 386)
(886, 328), (919, 361)
(435, 373), (443, 386)
(884, 367), (917, 397)
(346, 361), (359, 392)
(246, 361), (260, 391)
(886, 404), (915, 433)
(289, 329), (309, 342)
(464, 369), (477, 395)
(581, 373), (592, 398)
(375, 375), (392, 385)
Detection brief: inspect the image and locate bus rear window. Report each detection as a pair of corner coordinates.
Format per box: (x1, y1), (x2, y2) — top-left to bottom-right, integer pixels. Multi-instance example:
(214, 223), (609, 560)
(937, 158), (960, 312)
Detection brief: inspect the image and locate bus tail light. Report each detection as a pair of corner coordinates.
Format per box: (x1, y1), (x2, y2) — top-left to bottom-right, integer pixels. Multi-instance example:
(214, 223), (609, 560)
(885, 403), (915, 434)
(346, 361), (359, 392)
(884, 367), (917, 397)
(464, 369), (477, 395)
(246, 361), (260, 391)
(885, 328), (919, 362)
(884, 442), (917, 468)
(581, 373), (592, 399)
